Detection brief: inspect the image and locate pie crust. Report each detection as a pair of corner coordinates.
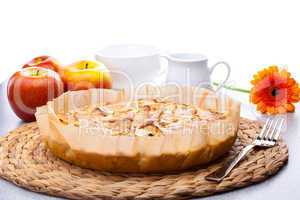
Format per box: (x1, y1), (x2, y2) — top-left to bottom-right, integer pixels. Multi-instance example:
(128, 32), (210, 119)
(36, 85), (240, 173)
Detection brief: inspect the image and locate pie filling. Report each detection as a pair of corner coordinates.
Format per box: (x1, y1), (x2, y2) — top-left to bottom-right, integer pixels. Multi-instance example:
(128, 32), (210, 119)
(57, 99), (225, 137)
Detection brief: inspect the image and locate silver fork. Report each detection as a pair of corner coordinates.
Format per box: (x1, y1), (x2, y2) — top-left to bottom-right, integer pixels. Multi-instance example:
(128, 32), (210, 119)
(205, 118), (285, 182)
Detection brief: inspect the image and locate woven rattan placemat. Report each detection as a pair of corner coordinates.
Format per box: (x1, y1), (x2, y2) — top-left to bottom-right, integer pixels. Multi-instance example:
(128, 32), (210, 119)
(0, 118), (288, 200)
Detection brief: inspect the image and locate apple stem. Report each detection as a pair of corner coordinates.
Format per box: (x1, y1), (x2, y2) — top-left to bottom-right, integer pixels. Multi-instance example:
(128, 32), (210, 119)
(85, 63), (88, 69)
(36, 69), (39, 76)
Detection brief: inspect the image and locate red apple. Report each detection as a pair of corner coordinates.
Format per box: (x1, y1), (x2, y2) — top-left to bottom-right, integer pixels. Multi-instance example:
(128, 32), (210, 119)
(23, 55), (62, 73)
(61, 60), (112, 91)
(7, 67), (64, 122)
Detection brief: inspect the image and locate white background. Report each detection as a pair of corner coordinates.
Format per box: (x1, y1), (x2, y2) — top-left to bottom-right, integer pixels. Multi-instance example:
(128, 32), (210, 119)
(1, 0), (300, 90)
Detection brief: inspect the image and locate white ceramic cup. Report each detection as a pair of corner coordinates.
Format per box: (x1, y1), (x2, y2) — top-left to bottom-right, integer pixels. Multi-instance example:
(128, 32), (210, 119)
(164, 53), (231, 91)
(95, 44), (165, 89)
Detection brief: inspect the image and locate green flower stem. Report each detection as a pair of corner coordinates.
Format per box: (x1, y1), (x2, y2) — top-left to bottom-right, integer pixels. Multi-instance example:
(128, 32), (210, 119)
(213, 82), (250, 93)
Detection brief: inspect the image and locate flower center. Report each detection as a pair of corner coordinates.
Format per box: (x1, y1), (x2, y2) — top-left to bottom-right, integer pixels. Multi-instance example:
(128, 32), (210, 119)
(271, 88), (279, 96)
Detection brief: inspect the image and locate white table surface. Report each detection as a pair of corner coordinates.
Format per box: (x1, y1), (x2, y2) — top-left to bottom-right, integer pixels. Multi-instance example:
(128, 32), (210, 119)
(0, 81), (300, 200)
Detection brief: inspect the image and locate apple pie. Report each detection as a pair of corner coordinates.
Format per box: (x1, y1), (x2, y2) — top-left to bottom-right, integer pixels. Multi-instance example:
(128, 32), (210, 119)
(36, 85), (240, 173)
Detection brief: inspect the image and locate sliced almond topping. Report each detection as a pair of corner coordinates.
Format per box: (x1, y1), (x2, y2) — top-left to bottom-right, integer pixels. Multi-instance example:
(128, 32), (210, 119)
(57, 98), (225, 136)
(144, 124), (162, 136)
(126, 111), (135, 120)
(73, 121), (80, 127)
(102, 115), (118, 123)
(95, 106), (114, 116)
(135, 129), (148, 136)
(143, 105), (151, 112)
(166, 122), (183, 130)
(57, 114), (69, 125)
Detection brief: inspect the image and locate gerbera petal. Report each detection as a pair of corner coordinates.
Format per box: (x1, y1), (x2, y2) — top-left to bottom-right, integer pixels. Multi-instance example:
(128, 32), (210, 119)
(286, 103), (295, 112)
(256, 101), (267, 113)
(277, 106), (287, 114)
(266, 106), (278, 115)
(269, 65), (279, 73)
(280, 69), (291, 79)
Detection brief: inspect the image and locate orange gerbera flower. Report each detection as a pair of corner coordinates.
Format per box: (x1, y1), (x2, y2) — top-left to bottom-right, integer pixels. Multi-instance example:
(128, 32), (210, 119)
(250, 65), (300, 115)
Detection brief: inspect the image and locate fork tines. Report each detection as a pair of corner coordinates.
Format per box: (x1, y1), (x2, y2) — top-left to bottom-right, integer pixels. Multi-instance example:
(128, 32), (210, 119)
(257, 118), (285, 142)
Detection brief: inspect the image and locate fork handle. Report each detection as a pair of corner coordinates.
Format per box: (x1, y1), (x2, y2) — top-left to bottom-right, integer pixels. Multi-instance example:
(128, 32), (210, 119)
(205, 144), (255, 182)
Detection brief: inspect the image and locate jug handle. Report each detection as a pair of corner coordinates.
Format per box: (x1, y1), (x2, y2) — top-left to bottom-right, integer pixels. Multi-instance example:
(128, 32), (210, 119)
(210, 61), (231, 92)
